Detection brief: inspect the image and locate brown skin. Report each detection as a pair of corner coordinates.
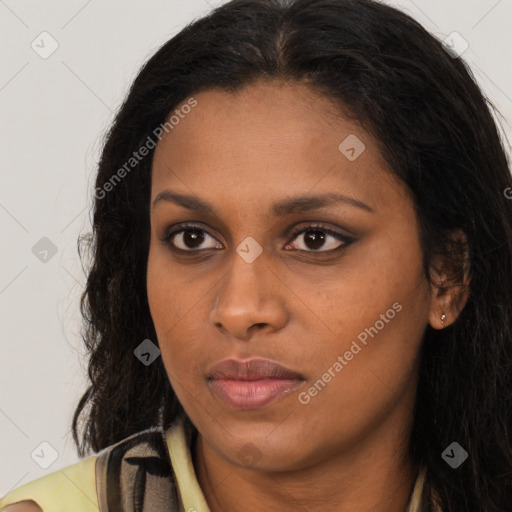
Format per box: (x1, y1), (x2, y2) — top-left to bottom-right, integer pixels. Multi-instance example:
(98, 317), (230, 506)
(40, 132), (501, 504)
(147, 80), (466, 512)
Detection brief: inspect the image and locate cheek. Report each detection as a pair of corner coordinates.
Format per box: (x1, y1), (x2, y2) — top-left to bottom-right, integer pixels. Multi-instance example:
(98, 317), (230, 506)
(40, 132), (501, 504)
(296, 236), (429, 430)
(146, 243), (215, 392)
(147, 247), (175, 336)
(146, 246), (188, 369)
(294, 227), (429, 344)
(299, 305), (425, 450)
(147, 239), (204, 334)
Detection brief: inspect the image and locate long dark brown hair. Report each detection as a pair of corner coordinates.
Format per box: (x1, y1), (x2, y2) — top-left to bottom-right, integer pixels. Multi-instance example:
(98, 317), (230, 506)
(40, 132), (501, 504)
(73, 1), (512, 510)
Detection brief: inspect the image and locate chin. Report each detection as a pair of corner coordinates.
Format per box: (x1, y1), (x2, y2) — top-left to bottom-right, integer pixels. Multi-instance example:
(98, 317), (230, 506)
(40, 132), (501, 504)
(205, 417), (316, 470)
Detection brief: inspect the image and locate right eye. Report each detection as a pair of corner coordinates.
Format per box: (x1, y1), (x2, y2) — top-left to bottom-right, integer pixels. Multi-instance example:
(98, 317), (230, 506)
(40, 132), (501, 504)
(162, 223), (224, 252)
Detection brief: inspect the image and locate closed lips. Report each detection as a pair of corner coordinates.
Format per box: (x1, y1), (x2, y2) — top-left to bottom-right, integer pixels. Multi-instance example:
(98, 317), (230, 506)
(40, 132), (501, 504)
(207, 358), (305, 409)
(207, 358), (304, 381)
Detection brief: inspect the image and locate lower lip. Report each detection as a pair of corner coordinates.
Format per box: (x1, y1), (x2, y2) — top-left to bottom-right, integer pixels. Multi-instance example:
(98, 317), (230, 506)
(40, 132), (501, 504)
(208, 378), (304, 409)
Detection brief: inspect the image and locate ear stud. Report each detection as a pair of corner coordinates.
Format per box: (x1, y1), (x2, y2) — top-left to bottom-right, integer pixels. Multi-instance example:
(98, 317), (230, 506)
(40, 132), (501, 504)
(440, 312), (446, 325)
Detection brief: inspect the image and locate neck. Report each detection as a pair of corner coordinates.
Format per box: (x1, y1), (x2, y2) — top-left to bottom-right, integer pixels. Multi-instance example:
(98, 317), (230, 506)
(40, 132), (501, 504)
(193, 414), (418, 512)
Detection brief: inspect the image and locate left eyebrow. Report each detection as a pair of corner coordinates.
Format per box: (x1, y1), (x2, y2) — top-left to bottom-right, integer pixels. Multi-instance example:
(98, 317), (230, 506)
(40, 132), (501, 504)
(271, 192), (375, 215)
(151, 191), (375, 215)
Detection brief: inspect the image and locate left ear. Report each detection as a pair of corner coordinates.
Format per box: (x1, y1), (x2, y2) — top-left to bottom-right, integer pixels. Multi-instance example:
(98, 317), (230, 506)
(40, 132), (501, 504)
(428, 229), (471, 330)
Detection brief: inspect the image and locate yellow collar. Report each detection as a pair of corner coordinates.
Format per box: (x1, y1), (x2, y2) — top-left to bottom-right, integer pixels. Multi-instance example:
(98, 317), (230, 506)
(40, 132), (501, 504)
(165, 415), (211, 512)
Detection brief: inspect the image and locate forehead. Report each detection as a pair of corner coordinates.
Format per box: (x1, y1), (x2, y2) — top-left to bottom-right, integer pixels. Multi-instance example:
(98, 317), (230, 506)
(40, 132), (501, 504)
(150, 80), (404, 215)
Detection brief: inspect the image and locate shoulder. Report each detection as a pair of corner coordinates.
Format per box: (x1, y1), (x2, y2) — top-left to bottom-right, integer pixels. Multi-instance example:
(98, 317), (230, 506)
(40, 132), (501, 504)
(2, 501), (42, 512)
(1, 427), (181, 512)
(2, 501), (43, 512)
(0, 455), (98, 511)
(0, 426), (182, 512)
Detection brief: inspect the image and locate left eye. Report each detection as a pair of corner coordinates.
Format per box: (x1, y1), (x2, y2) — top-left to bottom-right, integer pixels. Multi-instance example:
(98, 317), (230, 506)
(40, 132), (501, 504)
(285, 226), (349, 252)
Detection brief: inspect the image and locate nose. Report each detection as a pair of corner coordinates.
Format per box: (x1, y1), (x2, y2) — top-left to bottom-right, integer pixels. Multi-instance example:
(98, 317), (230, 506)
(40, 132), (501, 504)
(208, 251), (289, 341)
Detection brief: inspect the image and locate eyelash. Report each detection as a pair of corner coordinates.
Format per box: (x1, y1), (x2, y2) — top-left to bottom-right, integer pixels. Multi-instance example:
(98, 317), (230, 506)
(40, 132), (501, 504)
(160, 222), (354, 256)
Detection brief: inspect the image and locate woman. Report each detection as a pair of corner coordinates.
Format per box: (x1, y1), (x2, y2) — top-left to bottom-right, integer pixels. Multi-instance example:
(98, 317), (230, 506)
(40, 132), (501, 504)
(1, 0), (511, 510)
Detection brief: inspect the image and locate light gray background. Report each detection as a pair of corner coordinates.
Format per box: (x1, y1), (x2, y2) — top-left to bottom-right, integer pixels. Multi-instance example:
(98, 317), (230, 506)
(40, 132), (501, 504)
(1, 0), (511, 496)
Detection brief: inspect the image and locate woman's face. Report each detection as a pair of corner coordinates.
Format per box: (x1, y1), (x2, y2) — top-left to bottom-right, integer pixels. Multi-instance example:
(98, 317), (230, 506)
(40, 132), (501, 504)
(147, 80), (434, 471)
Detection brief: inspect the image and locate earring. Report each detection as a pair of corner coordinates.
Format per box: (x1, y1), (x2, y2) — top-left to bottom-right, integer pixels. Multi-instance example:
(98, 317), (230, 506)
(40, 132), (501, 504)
(440, 312), (446, 325)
